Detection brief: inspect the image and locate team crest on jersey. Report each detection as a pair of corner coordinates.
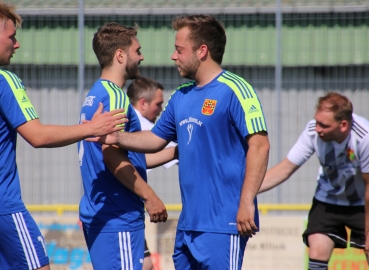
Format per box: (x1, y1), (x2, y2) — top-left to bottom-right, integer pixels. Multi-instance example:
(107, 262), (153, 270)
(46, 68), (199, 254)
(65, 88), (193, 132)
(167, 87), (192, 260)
(346, 148), (356, 161)
(201, 99), (217, 115)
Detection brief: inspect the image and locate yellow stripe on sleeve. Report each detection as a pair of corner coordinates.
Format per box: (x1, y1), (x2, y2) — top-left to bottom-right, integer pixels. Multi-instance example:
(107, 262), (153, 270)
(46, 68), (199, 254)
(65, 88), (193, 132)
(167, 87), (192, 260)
(218, 72), (267, 134)
(101, 81), (129, 131)
(0, 70), (38, 121)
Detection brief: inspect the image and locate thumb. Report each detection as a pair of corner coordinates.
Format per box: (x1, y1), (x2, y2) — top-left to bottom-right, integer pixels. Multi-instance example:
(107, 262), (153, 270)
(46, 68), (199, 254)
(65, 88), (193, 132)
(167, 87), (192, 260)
(95, 102), (104, 115)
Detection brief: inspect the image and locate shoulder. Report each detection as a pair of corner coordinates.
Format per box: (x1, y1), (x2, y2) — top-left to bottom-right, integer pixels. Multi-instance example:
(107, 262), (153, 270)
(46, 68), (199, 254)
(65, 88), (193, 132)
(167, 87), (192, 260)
(0, 70), (23, 90)
(166, 81), (196, 103)
(175, 81), (196, 93)
(217, 70), (255, 97)
(92, 80), (124, 95)
(0, 69), (18, 80)
(140, 117), (154, 131)
(351, 114), (369, 141)
(305, 119), (317, 136)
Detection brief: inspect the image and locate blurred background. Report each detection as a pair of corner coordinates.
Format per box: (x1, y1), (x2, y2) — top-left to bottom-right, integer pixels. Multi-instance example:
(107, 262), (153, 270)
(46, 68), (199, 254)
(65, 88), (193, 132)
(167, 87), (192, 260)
(10, 0), (369, 215)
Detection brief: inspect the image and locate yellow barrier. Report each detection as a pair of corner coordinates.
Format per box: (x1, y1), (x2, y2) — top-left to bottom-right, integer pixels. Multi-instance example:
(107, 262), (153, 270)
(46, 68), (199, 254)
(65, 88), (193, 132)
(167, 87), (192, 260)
(27, 204), (311, 216)
(27, 204), (79, 216)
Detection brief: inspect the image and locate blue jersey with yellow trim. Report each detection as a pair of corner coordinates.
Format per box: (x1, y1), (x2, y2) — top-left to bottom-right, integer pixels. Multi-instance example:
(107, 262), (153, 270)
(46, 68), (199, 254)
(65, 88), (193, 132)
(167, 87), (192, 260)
(78, 79), (147, 232)
(0, 70), (39, 215)
(152, 70), (267, 234)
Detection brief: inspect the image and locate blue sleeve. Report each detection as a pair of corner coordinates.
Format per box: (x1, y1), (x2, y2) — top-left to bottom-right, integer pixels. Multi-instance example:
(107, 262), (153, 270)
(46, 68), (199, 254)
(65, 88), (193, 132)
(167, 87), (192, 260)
(125, 105), (142, 133)
(229, 91), (267, 138)
(151, 92), (177, 142)
(0, 74), (38, 129)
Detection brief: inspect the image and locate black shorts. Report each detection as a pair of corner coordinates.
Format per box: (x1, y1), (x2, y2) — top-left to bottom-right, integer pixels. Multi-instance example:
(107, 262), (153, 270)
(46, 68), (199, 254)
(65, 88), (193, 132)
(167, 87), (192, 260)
(303, 198), (365, 249)
(144, 239), (151, 257)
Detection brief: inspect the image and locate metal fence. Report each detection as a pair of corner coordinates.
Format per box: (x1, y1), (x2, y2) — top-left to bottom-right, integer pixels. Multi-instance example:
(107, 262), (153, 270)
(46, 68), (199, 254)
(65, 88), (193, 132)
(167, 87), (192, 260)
(9, 1), (369, 210)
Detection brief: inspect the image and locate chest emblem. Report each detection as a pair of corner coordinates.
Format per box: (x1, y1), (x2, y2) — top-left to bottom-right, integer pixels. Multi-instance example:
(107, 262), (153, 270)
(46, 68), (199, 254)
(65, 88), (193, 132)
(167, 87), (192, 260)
(201, 99), (217, 115)
(346, 148), (356, 161)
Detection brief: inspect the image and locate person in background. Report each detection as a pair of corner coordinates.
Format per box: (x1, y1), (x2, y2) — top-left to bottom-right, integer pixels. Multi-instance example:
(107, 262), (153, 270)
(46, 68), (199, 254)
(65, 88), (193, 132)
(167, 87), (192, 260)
(127, 76), (178, 170)
(0, 3), (126, 270)
(259, 92), (369, 269)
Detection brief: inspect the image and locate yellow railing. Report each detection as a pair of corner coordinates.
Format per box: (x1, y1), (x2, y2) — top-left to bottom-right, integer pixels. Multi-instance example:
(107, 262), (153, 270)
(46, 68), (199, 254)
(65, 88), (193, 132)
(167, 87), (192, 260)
(27, 204), (79, 216)
(27, 204), (311, 216)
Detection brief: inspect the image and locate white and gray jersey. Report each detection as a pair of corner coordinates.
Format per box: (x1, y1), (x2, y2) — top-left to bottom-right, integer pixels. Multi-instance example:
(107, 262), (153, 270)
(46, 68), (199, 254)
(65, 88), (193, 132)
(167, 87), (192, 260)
(287, 113), (369, 206)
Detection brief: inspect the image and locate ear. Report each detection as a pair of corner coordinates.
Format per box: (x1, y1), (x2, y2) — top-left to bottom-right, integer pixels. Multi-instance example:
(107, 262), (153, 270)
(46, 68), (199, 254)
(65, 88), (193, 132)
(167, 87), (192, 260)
(197, 44), (208, 60)
(115, 49), (126, 64)
(138, 97), (148, 112)
(340, 120), (349, 132)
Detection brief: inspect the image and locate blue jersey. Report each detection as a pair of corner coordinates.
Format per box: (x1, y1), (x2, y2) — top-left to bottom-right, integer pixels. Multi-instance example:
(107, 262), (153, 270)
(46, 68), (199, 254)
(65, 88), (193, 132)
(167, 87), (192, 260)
(152, 70), (267, 234)
(78, 79), (147, 233)
(0, 70), (39, 215)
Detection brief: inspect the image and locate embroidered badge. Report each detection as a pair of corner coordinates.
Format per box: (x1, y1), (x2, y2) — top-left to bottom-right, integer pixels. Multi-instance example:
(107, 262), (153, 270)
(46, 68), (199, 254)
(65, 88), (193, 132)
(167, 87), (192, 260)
(346, 148), (356, 161)
(201, 99), (217, 115)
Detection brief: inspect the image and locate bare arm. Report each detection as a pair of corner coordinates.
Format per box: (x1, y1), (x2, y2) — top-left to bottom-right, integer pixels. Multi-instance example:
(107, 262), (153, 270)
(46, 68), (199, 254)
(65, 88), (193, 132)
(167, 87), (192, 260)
(102, 144), (167, 223)
(16, 103), (126, 148)
(145, 146), (178, 169)
(362, 172), (369, 263)
(86, 129), (168, 153)
(258, 157), (300, 193)
(237, 131), (270, 237)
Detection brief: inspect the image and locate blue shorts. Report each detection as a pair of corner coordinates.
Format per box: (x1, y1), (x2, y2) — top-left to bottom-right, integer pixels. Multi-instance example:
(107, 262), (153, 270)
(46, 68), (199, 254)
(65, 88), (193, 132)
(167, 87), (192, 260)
(0, 211), (49, 269)
(83, 227), (144, 270)
(173, 230), (248, 270)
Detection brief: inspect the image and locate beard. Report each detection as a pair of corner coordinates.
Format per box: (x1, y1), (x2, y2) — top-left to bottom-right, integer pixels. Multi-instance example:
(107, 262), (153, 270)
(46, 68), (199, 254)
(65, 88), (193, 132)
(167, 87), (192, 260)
(178, 55), (200, 80)
(126, 57), (141, 80)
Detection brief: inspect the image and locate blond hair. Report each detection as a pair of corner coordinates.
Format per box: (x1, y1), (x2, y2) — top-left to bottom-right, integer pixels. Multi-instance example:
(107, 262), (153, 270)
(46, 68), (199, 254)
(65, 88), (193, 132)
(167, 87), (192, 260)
(0, 2), (22, 28)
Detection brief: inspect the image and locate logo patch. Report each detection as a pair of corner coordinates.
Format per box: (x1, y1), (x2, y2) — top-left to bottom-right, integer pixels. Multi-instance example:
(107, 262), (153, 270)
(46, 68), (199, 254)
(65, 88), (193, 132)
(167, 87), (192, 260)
(201, 99), (217, 115)
(21, 96), (28, 103)
(187, 124), (194, 145)
(83, 96), (96, 107)
(346, 148), (356, 161)
(248, 105), (259, 114)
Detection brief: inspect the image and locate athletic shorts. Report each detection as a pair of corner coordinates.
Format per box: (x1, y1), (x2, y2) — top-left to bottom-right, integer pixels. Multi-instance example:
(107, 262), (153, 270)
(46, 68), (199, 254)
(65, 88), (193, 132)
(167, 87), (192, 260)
(83, 228), (145, 270)
(173, 229), (248, 270)
(144, 238), (151, 257)
(0, 211), (49, 269)
(303, 198), (365, 249)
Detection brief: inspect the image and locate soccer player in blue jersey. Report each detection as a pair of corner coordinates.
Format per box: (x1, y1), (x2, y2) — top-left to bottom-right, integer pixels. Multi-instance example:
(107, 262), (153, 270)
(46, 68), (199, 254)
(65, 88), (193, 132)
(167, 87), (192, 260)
(0, 3), (127, 270)
(78, 23), (176, 270)
(88, 15), (270, 269)
(259, 92), (369, 269)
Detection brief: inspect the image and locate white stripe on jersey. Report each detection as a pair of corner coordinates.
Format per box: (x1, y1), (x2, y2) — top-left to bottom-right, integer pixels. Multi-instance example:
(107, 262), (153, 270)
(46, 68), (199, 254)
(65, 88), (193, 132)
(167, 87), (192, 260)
(12, 212), (41, 270)
(119, 231), (133, 270)
(119, 232), (124, 269)
(230, 234), (240, 270)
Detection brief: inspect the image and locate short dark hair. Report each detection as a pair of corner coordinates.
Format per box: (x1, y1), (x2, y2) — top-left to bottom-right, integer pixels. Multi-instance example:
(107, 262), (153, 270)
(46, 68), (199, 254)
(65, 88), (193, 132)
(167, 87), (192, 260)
(93, 22), (137, 69)
(127, 77), (164, 105)
(316, 92), (353, 123)
(172, 14), (226, 65)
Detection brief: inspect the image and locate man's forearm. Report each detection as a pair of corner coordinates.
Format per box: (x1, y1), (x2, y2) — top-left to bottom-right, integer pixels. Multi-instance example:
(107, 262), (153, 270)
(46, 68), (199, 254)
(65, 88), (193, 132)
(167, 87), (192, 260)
(102, 145), (168, 222)
(241, 134), (270, 203)
(117, 130), (166, 153)
(103, 145), (156, 200)
(146, 146), (176, 169)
